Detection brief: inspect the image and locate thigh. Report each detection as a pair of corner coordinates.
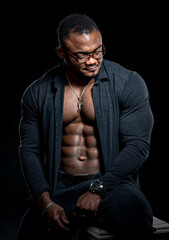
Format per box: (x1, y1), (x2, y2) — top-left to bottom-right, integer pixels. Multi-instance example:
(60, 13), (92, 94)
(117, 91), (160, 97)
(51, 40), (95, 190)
(96, 182), (153, 233)
(16, 181), (91, 240)
(16, 207), (74, 240)
(16, 207), (47, 240)
(53, 180), (94, 220)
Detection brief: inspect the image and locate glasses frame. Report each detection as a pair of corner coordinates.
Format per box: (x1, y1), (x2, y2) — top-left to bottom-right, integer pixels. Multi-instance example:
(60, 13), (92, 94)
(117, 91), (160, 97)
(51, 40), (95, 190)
(60, 44), (106, 63)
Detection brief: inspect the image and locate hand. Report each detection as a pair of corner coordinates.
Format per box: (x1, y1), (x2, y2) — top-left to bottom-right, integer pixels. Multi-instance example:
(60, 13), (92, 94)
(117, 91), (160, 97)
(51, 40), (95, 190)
(73, 191), (102, 218)
(43, 202), (70, 232)
(38, 192), (70, 232)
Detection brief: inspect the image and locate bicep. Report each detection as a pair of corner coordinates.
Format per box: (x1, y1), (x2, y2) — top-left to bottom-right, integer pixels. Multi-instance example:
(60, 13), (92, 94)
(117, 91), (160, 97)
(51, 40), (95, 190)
(19, 86), (42, 154)
(119, 97), (154, 145)
(119, 73), (154, 145)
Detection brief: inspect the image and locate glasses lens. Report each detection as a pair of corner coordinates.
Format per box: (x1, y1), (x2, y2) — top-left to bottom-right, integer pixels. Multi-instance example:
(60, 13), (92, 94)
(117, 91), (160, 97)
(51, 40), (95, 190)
(78, 56), (90, 63)
(78, 51), (104, 63)
(93, 51), (103, 59)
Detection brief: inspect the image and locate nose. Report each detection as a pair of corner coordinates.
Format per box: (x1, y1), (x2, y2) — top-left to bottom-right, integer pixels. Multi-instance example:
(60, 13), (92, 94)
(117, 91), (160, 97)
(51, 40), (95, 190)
(85, 55), (97, 65)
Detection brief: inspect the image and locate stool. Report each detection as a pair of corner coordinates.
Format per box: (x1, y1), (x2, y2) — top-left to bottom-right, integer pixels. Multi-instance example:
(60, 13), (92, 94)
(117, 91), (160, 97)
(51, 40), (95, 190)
(83, 226), (114, 239)
(153, 216), (169, 239)
(80, 216), (169, 240)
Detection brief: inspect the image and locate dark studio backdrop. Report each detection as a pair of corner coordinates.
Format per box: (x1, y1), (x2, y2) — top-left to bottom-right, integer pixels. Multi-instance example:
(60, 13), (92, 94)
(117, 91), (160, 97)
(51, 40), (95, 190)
(1, 2), (169, 239)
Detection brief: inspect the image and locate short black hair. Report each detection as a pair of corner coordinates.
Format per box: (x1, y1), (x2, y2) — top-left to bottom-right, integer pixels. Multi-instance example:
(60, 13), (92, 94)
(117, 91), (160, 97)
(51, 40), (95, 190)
(57, 14), (100, 46)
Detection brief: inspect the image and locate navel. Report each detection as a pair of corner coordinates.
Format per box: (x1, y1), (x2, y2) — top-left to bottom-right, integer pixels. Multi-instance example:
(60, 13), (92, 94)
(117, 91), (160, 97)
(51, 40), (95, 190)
(78, 155), (88, 161)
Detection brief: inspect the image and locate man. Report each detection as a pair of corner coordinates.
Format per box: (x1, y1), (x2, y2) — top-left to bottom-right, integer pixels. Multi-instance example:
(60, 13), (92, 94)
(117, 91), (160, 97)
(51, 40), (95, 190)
(17, 14), (154, 239)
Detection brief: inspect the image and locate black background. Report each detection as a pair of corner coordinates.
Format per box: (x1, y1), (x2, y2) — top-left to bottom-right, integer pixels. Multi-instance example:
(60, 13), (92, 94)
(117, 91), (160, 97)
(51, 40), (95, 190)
(1, 2), (169, 239)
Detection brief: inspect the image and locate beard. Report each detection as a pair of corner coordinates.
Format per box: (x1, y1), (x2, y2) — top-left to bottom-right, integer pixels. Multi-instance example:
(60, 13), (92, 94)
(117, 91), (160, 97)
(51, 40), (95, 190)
(78, 63), (101, 80)
(65, 59), (102, 81)
(83, 72), (99, 80)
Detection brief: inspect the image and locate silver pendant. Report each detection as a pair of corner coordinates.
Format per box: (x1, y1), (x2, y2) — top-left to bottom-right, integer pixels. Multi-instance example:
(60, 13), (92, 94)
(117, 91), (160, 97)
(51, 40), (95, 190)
(77, 98), (83, 112)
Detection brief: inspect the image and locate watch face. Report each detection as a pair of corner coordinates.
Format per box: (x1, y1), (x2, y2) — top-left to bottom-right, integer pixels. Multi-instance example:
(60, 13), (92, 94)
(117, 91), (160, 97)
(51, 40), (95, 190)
(89, 179), (106, 197)
(90, 179), (102, 191)
(94, 180), (100, 188)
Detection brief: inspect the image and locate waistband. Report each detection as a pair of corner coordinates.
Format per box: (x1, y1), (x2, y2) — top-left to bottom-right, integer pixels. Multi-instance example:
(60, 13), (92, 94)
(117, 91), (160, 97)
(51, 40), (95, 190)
(58, 171), (101, 185)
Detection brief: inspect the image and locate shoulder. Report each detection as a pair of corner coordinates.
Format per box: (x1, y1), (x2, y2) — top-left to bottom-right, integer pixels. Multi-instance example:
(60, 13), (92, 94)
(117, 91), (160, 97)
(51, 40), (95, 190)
(22, 63), (64, 100)
(103, 59), (149, 98)
(26, 63), (64, 90)
(103, 59), (142, 84)
(103, 59), (132, 78)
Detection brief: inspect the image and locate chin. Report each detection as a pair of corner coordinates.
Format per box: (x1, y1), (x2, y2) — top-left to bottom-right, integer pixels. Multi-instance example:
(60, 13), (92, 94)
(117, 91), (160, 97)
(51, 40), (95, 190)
(83, 68), (100, 79)
(83, 73), (98, 80)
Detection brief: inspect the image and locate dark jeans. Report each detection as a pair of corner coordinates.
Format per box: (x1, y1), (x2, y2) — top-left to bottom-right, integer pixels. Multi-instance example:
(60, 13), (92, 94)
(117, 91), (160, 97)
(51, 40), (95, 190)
(17, 178), (154, 240)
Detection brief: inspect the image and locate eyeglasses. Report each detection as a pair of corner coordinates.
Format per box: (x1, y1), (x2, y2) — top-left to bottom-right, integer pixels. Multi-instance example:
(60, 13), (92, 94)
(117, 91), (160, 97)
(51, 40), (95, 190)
(62, 44), (105, 63)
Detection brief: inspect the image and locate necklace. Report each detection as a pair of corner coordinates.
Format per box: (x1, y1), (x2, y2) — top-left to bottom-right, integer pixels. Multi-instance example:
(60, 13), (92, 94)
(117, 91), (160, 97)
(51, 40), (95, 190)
(66, 74), (93, 112)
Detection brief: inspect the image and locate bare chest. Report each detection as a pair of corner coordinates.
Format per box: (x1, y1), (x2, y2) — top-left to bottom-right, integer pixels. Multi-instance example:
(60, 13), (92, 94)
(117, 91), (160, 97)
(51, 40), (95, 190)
(62, 83), (96, 125)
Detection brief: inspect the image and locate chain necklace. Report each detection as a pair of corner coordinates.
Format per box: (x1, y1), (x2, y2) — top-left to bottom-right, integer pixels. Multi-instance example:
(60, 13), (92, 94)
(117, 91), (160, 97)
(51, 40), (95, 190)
(66, 74), (93, 112)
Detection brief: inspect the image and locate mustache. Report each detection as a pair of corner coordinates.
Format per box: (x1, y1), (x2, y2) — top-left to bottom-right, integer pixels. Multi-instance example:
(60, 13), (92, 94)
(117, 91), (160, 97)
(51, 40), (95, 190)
(83, 64), (99, 70)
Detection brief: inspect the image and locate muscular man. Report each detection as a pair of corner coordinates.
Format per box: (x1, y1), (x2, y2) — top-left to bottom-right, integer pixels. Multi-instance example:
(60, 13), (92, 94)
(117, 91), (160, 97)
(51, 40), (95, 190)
(17, 14), (154, 239)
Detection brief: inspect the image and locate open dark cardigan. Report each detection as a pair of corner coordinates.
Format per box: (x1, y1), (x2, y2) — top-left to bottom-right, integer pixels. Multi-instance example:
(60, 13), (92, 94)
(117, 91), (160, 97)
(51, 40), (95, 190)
(19, 59), (154, 201)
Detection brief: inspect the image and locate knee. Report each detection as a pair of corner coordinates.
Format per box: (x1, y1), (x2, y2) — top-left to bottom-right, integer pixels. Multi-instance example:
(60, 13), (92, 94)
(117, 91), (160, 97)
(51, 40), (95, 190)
(97, 183), (153, 233)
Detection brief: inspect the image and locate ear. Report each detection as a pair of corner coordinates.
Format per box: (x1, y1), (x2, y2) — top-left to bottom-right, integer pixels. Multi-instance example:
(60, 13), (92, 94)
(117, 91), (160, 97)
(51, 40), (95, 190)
(56, 46), (65, 60)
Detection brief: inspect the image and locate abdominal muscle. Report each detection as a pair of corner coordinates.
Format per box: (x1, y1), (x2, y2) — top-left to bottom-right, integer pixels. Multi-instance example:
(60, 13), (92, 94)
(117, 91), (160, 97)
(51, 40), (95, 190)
(61, 121), (102, 175)
(60, 82), (102, 175)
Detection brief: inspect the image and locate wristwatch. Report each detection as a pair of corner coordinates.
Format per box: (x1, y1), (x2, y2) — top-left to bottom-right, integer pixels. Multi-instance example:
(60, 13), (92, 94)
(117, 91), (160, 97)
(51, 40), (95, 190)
(89, 179), (107, 197)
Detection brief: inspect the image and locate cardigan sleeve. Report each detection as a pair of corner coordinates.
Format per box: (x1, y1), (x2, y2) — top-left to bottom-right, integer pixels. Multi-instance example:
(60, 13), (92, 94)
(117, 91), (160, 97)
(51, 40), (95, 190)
(19, 83), (51, 200)
(99, 71), (154, 189)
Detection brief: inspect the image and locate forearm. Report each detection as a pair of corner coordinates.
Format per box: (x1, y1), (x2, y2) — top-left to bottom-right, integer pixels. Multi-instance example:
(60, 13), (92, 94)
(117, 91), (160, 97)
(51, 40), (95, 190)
(99, 140), (150, 189)
(19, 107), (50, 200)
(19, 145), (51, 200)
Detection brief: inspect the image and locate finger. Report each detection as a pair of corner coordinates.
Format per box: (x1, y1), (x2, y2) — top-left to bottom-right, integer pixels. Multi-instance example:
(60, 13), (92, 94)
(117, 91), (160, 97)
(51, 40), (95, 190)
(51, 215), (70, 232)
(73, 207), (86, 217)
(60, 211), (70, 225)
(56, 217), (70, 231)
(73, 205), (85, 216)
(93, 209), (98, 217)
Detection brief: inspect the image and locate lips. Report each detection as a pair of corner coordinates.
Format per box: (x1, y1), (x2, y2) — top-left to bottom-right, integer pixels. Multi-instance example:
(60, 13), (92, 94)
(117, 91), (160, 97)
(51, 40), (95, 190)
(84, 65), (98, 71)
